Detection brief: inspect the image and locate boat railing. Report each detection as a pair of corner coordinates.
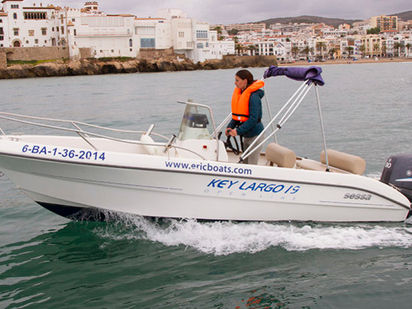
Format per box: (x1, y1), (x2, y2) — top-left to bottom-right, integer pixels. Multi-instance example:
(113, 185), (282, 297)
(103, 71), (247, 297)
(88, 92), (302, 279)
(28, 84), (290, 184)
(0, 112), (208, 160)
(239, 80), (330, 170)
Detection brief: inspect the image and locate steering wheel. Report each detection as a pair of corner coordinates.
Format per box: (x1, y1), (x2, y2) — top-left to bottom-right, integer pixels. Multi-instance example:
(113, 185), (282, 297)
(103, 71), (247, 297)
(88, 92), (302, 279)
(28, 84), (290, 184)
(218, 131), (241, 155)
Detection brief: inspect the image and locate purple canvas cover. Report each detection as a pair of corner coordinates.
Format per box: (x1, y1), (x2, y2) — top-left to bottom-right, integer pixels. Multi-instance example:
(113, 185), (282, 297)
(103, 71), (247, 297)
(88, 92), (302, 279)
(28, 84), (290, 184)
(263, 65), (325, 86)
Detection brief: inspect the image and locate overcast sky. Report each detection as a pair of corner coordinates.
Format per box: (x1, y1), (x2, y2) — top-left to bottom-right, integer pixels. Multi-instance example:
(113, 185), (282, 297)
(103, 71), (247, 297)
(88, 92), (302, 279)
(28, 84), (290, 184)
(53, 0), (411, 24)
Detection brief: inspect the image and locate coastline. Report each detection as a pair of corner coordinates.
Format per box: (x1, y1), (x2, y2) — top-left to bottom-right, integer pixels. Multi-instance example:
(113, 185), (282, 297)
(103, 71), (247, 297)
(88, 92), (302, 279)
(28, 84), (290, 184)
(0, 55), (277, 80)
(1, 55), (411, 79)
(281, 57), (412, 67)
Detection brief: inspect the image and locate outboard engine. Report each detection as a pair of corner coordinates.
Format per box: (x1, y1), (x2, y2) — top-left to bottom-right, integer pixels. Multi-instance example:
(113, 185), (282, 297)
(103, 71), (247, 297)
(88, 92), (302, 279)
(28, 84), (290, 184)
(381, 154), (412, 203)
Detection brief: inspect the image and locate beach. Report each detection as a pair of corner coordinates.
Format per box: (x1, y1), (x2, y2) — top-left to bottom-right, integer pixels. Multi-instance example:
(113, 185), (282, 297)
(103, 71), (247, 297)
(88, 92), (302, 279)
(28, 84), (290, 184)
(282, 57), (412, 66)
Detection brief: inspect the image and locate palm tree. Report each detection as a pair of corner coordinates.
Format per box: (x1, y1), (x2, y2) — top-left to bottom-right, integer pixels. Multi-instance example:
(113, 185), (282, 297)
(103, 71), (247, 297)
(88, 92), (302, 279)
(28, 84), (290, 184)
(381, 44), (387, 57)
(346, 46), (354, 58)
(359, 44), (366, 58)
(235, 43), (244, 55)
(291, 46), (299, 60)
(328, 48), (336, 59)
(248, 45), (257, 56)
(406, 43), (411, 58)
(373, 43), (380, 57)
(301, 46), (310, 60)
(394, 42), (401, 57)
(316, 42), (326, 60)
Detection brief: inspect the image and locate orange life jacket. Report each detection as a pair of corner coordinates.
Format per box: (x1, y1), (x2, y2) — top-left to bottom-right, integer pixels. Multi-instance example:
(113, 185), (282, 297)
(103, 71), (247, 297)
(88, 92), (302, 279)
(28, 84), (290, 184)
(231, 80), (265, 122)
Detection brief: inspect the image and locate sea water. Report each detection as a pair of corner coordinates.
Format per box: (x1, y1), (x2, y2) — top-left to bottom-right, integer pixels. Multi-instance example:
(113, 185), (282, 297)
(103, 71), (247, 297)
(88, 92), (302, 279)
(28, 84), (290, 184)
(1, 63), (412, 308)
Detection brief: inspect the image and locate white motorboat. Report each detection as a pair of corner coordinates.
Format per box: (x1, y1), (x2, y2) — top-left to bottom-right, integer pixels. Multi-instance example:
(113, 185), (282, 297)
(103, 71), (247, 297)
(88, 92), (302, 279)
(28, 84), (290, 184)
(0, 67), (411, 222)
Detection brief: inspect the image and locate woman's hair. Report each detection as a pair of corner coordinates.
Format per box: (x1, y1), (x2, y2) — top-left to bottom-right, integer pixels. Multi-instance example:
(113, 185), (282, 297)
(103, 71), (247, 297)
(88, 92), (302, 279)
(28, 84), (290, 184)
(236, 69), (254, 87)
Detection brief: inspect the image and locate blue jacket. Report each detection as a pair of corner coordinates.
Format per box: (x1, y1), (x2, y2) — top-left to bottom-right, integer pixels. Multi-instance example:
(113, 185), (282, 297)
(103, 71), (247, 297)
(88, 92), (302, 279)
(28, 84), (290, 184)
(227, 89), (264, 138)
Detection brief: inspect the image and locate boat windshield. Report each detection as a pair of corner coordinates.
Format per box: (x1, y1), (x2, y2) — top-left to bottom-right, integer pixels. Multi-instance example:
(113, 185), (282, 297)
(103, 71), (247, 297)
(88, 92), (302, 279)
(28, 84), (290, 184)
(178, 104), (214, 140)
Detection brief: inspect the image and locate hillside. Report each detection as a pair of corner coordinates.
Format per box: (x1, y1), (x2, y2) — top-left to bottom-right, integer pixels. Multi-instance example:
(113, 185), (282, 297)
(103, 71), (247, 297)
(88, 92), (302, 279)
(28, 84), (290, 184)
(256, 10), (412, 27)
(389, 10), (412, 21)
(257, 15), (361, 27)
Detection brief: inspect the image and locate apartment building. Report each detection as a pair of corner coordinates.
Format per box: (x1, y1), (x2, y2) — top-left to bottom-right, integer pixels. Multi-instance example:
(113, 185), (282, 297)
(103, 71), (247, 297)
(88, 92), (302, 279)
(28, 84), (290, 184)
(370, 15), (398, 32)
(361, 34), (382, 57)
(226, 23), (266, 32)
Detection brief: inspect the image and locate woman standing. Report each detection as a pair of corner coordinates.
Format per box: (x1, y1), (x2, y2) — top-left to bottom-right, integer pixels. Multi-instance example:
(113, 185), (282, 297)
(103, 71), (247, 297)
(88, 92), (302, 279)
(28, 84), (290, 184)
(225, 69), (265, 164)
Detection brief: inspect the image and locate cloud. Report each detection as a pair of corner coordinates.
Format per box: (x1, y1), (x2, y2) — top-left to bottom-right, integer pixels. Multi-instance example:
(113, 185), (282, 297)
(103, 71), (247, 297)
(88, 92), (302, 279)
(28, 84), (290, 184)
(52, 0), (411, 24)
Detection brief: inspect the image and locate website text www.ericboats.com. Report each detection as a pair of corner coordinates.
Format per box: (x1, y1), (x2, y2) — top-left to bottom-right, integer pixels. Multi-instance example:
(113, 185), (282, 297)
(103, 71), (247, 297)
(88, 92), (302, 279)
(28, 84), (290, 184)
(164, 161), (252, 175)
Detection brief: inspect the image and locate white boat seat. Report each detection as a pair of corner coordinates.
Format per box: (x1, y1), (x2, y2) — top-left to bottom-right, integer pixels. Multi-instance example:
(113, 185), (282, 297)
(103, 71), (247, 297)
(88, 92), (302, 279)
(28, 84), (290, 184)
(296, 157), (350, 174)
(140, 134), (161, 155)
(266, 143), (296, 168)
(320, 149), (366, 175)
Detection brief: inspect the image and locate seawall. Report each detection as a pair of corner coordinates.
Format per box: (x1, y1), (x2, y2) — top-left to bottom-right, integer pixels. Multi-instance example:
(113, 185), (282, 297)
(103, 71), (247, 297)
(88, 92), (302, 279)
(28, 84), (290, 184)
(0, 55), (278, 79)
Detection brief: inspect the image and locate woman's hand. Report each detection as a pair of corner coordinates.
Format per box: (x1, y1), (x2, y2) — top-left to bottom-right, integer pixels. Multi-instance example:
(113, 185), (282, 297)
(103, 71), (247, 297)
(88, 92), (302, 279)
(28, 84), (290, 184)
(229, 128), (237, 137)
(225, 128), (232, 136)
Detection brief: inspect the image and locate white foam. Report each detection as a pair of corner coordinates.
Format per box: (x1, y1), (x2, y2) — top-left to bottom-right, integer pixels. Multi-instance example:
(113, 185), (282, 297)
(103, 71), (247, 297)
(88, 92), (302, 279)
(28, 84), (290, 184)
(94, 215), (412, 256)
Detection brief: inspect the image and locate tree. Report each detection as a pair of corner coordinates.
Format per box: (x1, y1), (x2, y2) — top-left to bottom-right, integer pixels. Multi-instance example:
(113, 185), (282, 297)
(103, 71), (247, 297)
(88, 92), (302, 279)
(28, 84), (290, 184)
(291, 46), (299, 59)
(394, 42), (401, 57)
(316, 41), (327, 60)
(373, 43), (380, 56)
(359, 44), (366, 58)
(346, 46), (354, 57)
(367, 27), (380, 34)
(235, 43), (245, 55)
(228, 29), (239, 35)
(211, 26), (224, 41)
(406, 43), (411, 58)
(381, 44), (387, 57)
(301, 46), (310, 60)
(248, 45), (257, 56)
(328, 48), (336, 59)
(212, 26), (222, 35)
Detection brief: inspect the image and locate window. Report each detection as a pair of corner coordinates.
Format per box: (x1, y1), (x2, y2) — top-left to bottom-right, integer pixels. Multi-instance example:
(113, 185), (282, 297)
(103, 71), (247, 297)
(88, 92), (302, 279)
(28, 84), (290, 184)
(0, 19), (2, 23)
(129, 39), (133, 47)
(178, 31), (184, 38)
(13, 28), (19, 36)
(24, 12), (47, 20)
(135, 26), (155, 35)
(196, 30), (208, 39)
(72, 18), (75, 22)
(197, 43), (204, 49)
(13, 13), (17, 20)
(0, 27), (3, 35)
(41, 28), (47, 35)
(61, 26), (64, 34)
(11, 4), (19, 8)
(35, 39), (38, 44)
(74, 29), (77, 36)
(28, 30), (34, 36)
(140, 38), (155, 48)
(0, 36), (3, 41)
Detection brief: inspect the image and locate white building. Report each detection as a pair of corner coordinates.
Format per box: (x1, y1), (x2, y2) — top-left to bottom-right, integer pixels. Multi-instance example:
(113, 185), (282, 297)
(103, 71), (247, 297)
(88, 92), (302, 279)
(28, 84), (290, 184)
(156, 9), (234, 62)
(0, 1), (234, 62)
(0, 0), (61, 48)
(67, 9), (137, 59)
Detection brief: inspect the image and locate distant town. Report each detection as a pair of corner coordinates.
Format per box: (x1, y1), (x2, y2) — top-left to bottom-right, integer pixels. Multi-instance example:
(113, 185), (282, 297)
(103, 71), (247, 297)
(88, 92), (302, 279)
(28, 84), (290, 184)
(0, 0), (411, 65)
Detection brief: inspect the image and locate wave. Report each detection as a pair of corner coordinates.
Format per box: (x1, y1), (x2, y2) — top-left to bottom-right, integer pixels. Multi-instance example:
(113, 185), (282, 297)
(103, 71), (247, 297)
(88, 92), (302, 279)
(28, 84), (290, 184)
(95, 214), (412, 256)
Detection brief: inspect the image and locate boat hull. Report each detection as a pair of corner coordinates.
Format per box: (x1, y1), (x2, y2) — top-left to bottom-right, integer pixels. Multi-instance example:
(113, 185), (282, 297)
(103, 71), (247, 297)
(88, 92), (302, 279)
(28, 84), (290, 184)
(0, 145), (410, 222)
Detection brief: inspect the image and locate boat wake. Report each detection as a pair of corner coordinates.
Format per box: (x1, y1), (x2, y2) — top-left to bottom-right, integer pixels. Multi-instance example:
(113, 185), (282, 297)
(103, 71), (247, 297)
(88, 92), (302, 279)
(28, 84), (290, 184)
(95, 214), (412, 256)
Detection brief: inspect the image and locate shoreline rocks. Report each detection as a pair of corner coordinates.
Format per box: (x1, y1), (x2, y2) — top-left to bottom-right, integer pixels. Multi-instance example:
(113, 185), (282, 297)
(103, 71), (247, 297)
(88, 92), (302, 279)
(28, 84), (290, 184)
(0, 55), (277, 79)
